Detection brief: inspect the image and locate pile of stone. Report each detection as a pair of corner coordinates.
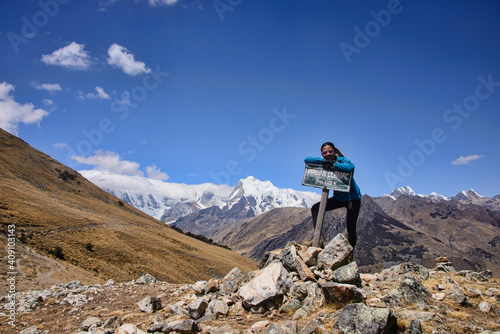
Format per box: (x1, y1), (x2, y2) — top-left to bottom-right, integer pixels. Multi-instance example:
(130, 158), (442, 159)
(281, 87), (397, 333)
(114, 234), (398, 333)
(12, 233), (500, 334)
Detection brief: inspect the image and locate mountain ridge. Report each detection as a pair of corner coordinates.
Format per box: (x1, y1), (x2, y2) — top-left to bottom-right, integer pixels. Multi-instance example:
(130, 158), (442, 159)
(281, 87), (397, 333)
(100, 172), (499, 230)
(0, 128), (258, 292)
(382, 186), (500, 212)
(214, 194), (500, 276)
(90, 174), (320, 223)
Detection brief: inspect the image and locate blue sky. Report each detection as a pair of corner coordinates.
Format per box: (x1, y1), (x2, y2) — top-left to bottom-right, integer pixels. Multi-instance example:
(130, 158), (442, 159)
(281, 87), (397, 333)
(1, 0), (499, 198)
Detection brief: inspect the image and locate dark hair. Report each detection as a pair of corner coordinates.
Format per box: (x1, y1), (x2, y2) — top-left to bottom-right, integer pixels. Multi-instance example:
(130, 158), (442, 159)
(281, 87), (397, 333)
(321, 142), (335, 151)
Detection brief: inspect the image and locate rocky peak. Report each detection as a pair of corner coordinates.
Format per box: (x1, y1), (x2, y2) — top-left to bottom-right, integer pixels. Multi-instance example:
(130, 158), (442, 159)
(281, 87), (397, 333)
(427, 192), (449, 202)
(197, 191), (215, 207)
(228, 176), (274, 201)
(224, 176), (312, 216)
(389, 186), (417, 199)
(453, 189), (483, 201)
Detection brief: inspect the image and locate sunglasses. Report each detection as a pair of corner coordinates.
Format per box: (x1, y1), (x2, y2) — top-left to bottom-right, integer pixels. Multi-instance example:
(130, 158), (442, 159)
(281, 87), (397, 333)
(322, 149), (334, 155)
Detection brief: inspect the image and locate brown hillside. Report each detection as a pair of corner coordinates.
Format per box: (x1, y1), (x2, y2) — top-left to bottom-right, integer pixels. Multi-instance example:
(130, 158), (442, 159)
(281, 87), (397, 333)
(0, 128), (257, 292)
(211, 207), (311, 256)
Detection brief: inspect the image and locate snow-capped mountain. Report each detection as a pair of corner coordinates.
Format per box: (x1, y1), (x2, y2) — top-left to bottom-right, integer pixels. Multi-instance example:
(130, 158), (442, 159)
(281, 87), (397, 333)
(385, 186), (417, 200)
(381, 186), (500, 211)
(104, 185), (230, 222)
(385, 186), (485, 202)
(171, 176), (320, 236)
(99, 175), (320, 223)
(226, 176), (317, 216)
(80, 169), (235, 221)
(452, 189), (483, 201)
(427, 192), (449, 202)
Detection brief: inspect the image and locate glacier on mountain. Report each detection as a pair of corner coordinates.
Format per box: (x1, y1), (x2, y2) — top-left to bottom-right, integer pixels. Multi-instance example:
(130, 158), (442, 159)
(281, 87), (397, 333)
(226, 176), (319, 216)
(82, 171), (320, 221)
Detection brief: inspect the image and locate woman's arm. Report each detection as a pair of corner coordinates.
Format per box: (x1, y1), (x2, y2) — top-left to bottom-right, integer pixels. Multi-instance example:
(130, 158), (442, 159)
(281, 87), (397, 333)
(305, 156), (355, 172)
(304, 156), (324, 164)
(334, 156), (355, 172)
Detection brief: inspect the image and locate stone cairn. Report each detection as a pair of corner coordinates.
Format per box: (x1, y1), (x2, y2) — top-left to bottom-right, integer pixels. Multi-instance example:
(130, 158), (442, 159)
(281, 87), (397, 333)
(13, 233), (500, 334)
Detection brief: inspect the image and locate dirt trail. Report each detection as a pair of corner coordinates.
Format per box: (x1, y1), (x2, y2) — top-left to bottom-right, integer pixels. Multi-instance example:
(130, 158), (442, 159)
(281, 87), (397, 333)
(1, 238), (101, 294)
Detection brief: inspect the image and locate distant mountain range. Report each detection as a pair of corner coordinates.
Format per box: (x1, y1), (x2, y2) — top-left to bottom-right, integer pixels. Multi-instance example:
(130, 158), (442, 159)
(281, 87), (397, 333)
(210, 191), (500, 276)
(100, 173), (500, 276)
(384, 185), (500, 210)
(99, 171), (499, 231)
(99, 176), (320, 224)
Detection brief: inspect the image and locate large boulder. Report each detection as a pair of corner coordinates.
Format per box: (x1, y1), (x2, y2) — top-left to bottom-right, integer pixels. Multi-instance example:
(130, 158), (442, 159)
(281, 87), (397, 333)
(297, 245), (321, 267)
(333, 303), (398, 334)
(322, 283), (365, 306)
(316, 234), (353, 271)
(238, 261), (292, 309)
(278, 242), (315, 281)
(298, 281), (324, 313)
(331, 261), (362, 287)
(164, 318), (199, 334)
(383, 275), (431, 308)
(187, 298), (208, 320)
(278, 242), (300, 272)
(206, 299), (230, 318)
(137, 296), (162, 313)
(220, 267), (247, 294)
(135, 274), (158, 285)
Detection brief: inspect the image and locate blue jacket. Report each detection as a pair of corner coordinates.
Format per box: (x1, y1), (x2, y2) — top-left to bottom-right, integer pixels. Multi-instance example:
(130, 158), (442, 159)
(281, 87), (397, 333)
(304, 156), (362, 202)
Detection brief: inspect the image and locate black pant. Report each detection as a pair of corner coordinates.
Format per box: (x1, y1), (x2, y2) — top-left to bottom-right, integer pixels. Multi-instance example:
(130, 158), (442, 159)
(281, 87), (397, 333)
(311, 198), (361, 249)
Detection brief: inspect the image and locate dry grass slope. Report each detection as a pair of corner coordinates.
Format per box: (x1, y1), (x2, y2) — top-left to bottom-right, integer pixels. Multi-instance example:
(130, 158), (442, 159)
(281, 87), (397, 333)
(0, 129), (257, 292)
(212, 207), (311, 256)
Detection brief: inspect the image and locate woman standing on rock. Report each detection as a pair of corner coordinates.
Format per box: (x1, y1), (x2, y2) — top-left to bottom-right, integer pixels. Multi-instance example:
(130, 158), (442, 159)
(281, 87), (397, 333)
(305, 142), (362, 249)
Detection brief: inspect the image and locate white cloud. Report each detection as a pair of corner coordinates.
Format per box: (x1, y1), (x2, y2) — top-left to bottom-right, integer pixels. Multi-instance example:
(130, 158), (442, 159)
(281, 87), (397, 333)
(118, 91), (132, 105)
(99, 0), (180, 11)
(42, 99), (54, 106)
(149, 0), (179, 5)
(72, 150), (143, 176)
(53, 142), (67, 149)
(41, 42), (91, 70)
(32, 82), (62, 92)
(451, 154), (485, 165)
(80, 169), (233, 200)
(98, 0), (118, 11)
(94, 87), (110, 99)
(146, 164), (169, 180)
(107, 44), (151, 76)
(74, 150), (232, 200)
(41, 99), (57, 112)
(77, 86), (111, 100)
(0, 82), (50, 135)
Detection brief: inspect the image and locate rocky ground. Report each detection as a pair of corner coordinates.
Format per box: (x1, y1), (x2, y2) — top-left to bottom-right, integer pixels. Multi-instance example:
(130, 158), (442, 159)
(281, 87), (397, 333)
(2, 234), (499, 334)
